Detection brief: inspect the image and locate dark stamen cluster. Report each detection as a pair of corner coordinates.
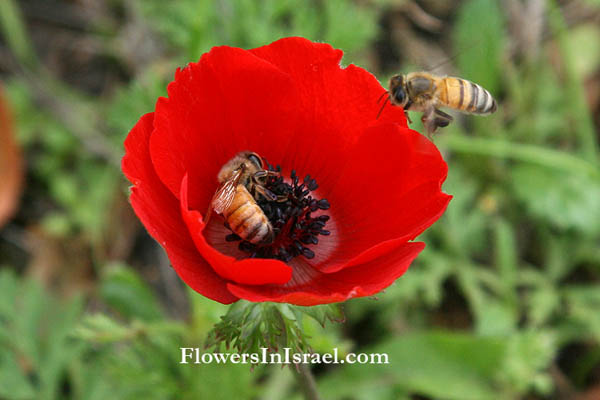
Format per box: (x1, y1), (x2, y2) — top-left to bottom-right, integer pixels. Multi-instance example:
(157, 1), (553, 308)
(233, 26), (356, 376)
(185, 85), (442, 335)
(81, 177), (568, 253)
(225, 163), (330, 262)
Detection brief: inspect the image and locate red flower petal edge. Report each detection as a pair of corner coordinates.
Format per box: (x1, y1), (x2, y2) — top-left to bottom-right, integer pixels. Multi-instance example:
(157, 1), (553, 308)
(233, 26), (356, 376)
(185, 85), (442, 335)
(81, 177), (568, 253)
(227, 241), (425, 306)
(123, 113), (237, 304)
(122, 37), (451, 305)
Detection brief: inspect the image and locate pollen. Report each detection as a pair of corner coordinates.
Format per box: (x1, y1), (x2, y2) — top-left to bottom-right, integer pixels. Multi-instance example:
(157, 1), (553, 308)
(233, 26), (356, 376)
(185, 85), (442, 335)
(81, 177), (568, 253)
(225, 163), (330, 262)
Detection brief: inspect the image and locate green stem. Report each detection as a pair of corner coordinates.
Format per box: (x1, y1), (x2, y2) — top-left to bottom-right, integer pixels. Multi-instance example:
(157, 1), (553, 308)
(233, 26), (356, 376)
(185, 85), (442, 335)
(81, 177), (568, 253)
(274, 307), (321, 400)
(0, 0), (38, 67)
(262, 366), (294, 400)
(547, 0), (599, 164)
(440, 135), (599, 177)
(293, 363), (321, 400)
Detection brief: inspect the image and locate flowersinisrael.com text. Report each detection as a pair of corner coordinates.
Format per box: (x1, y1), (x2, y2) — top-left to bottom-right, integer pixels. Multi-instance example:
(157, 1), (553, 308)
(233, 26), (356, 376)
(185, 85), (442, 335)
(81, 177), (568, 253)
(180, 347), (389, 365)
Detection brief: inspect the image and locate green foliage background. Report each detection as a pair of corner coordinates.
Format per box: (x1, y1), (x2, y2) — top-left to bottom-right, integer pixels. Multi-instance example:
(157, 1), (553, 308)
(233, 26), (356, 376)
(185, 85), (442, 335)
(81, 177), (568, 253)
(1, 0), (599, 399)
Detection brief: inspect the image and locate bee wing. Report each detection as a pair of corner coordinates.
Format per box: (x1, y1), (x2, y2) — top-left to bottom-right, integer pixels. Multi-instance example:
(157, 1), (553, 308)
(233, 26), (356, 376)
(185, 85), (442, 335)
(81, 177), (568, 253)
(211, 168), (243, 215)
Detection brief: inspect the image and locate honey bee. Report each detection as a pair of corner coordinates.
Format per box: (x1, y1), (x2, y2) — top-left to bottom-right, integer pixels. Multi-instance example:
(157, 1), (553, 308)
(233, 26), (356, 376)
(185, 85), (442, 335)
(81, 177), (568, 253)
(386, 72), (497, 135)
(209, 151), (279, 244)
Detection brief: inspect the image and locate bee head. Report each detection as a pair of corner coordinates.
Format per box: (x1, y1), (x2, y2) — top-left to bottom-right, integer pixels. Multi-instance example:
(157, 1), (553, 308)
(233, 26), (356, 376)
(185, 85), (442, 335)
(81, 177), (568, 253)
(389, 75), (409, 107)
(245, 152), (264, 169)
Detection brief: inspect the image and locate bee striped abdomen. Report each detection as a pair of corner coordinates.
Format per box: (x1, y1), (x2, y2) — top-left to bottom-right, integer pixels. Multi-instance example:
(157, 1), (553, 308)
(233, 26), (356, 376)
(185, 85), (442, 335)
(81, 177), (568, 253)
(443, 77), (497, 115)
(224, 185), (273, 244)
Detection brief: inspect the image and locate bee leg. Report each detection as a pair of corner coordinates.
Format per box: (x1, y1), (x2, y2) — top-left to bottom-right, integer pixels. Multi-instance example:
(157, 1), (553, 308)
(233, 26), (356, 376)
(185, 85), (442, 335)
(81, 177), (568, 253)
(404, 110), (412, 124)
(421, 107), (438, 135)
(422, 107), (453, 136)
(253, 170), (279, 181)
(254, 184), (278, 201)
(433, 109), (453, 128)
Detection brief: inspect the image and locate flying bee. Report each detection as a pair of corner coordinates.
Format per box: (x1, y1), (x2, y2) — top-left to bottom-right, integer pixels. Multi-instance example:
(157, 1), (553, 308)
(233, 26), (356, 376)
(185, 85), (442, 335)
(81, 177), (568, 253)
(209, 151), (280, 244)
(384, 72), (497, 135)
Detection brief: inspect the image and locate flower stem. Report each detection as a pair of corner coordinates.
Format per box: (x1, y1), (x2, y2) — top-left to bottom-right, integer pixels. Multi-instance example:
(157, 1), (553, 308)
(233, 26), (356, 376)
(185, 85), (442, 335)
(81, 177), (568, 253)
(293, 362), (321, 400)
(440, 135), (600, 177)
(272, 305), (321, 400)
(0, 0), (38, 67)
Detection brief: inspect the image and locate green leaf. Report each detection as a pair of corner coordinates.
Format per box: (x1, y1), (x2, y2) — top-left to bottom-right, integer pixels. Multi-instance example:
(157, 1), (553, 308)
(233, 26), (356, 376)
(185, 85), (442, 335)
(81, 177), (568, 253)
(0, 270), (85, 400)
(454, 0), (505, 94)
(527, 285), (560, 328)
(323, 0), (377, 62)
(320, 331), (508, 400)
(500, 330), (556, 395)
(430, 164), (489, 257)
(0, 271), (36, 399)
(300, 303), (345, 327)
(99, 263), (164, 321)
(0, 0), (38, 67)
(494, 218), (518, 304)
(474, 300), (517, 336)
(205, 302), (335, 355)
(0, 350), (36, 400)
(511, 165), (600, 234)
(73, 314), (134, 343)
(564, 286), (600, 340)
(547, 0), (599, 163)
(565, 24), (600, 80)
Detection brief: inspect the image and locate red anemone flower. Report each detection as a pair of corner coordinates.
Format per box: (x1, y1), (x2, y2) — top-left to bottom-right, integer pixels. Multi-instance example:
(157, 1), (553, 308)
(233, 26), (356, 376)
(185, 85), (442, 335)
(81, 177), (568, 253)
(122, 37), (450, 306)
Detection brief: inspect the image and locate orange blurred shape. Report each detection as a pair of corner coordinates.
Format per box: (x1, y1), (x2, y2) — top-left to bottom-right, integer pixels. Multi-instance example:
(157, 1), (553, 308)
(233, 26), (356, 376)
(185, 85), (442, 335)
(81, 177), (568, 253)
(0, 85), (24, 228)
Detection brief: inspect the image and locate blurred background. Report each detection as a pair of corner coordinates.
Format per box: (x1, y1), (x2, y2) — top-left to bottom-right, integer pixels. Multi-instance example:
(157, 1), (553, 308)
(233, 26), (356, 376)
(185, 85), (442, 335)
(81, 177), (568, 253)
(1, 0), (599, 399)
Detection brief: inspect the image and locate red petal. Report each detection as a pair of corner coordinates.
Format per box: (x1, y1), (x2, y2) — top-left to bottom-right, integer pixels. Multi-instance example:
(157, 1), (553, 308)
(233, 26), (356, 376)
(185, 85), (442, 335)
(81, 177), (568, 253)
(0, 86), (23, 228)
(250, 37), (406, 127)
(122, 113), (238, 304)
(248, 37), (408, 192)
(306, 123), (451, 273)
(149, 37), (408, 214)
(179, 174), (293, 286)
(227, 241), (425, 306)
(149, 46), (299, 211)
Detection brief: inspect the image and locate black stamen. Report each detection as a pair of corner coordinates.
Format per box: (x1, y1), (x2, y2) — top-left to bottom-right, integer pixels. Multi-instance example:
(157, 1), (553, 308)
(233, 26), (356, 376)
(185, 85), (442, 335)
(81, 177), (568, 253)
(225, 162), (331, 262)
(302, 248), (315, 259)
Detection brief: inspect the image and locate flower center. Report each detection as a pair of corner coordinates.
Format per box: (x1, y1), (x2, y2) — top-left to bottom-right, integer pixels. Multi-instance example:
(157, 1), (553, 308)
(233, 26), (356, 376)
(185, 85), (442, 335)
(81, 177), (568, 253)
(224, 163), (330, 262)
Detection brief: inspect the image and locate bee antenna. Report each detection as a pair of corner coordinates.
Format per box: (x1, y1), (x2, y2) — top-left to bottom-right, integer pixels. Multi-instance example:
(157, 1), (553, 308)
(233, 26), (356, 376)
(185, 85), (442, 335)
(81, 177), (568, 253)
(376, 96), (390, 120)
(377, 90), (389, 104)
